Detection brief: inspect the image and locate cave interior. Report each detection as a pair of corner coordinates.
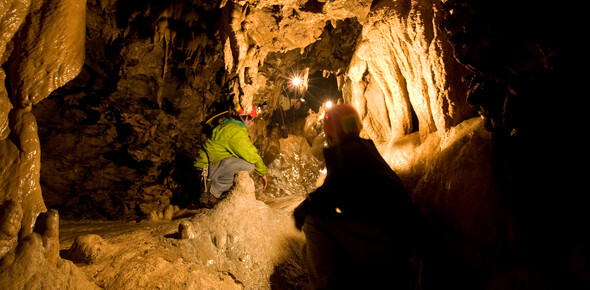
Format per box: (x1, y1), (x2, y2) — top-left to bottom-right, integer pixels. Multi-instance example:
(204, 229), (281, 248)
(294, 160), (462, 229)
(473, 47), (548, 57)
(0, 0), (588, 289)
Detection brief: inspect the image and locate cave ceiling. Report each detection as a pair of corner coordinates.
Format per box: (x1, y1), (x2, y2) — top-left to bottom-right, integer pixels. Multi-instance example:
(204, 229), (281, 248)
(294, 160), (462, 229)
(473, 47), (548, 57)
(101, 0), (371, 109)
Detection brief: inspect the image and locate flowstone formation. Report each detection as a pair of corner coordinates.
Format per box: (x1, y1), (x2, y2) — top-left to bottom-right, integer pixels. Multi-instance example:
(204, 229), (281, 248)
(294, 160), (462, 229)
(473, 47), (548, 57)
(0, 208), (97, 289)
(219, 0), (372, 109)
(343, 0), (472, 143)
(1, 0), (86, 283)
(57, 172), (307, 289)
(1, 0), (587, 289)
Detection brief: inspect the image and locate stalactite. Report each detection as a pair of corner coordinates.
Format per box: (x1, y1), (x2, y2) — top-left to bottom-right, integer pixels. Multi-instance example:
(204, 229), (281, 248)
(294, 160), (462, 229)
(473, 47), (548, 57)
(157, 36), (170, 108)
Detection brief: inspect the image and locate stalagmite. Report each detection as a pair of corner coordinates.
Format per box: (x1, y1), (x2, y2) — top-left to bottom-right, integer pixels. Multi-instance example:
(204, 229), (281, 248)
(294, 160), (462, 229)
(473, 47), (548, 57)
(0, 200), (23, 259)
(33, 209), (60, 265)
(178, 220), (196, 239)
(0, 0), (87, 286)
(0, 0), (586, 289)
(1, 0), (86, 238)
(5, 104), (44, 238)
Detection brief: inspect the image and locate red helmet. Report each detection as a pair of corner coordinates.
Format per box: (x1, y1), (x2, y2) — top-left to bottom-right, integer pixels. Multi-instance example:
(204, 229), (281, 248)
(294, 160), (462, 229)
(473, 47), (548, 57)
(323, 104), (362, 139)
(234, 104), (258, 118)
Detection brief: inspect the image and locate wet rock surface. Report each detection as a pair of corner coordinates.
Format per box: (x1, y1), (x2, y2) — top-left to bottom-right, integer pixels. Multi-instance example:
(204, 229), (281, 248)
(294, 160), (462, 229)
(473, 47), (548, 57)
(345, 0), (474, 142)
(263, 133), (323, 200)
(1, 0), (85, 246)
(53, 172), (307, 289)
(1, 0), (588, 289)
(0, 208), (97, 290)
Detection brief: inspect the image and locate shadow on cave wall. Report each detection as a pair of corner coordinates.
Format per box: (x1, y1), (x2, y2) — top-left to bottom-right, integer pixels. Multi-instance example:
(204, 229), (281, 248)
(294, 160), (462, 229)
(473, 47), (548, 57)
(168, 150), (200, 206)
(441, 1), (589, 289)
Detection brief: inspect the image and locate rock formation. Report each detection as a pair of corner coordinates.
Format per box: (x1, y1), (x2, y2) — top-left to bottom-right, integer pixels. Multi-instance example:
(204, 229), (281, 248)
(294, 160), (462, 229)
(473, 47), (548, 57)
(1, 0), (86, 253)
(0, 0), (588, 289)
(344, 0), (472, 142)
(55, 171), (306, 289)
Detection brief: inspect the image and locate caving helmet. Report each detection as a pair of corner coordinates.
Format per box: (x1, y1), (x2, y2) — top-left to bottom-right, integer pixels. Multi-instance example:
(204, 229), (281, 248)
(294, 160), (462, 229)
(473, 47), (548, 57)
(323, 104), (362, 139)
(233, 103), (258, 125)
(234, 103), (258, 118)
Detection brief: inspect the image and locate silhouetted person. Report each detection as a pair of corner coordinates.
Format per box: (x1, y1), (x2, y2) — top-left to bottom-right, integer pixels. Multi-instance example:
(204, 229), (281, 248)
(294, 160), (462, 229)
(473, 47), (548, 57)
(293, 104), (422, 289)
(272, 93), (309, 138)
(194, 104), (268, 204)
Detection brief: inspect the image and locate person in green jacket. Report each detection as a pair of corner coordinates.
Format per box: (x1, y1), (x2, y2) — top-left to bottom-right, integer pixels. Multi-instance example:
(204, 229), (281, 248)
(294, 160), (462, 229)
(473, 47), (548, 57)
(194, 104), (268, 203)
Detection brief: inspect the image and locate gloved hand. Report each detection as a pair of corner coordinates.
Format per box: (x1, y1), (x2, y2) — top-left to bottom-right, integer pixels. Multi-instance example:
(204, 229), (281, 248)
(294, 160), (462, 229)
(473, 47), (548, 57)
(258, 175), (268, 191)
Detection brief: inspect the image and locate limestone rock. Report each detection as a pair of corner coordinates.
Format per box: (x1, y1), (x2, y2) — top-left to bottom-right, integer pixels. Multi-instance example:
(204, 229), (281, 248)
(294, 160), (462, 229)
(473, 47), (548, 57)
(223, 0), (371, 109)
(7, 0), (86, 106)
(51, 170), (307, 289)
(178, 220), (196, 239)
(62, 234), (110, 265)
(185, 171), (306, 289)
(264, 135), (322, 200)
(163, 205), (175, 221)
(33, 209), (60, 265)
(3, 105), (45, 237)
(344, 0), (471, 142)
(1, 0), (86, 269)
(0, 0), (30, 139)
(0, 233), (98, 289)
(0, 200), (23, 259)
(1, 0), (585, 288)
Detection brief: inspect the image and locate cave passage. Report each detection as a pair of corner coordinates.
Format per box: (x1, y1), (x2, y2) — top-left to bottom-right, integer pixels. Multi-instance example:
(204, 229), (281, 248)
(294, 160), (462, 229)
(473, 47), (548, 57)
(1, 0), (588, 289)
(304, 71), (342, 112)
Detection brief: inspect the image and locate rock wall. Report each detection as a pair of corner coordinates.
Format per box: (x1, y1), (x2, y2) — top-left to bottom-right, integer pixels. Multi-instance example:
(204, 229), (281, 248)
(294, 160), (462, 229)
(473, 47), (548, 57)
(1, 0), (86, 256)
(437, 1), (589, 288)
(1, 0), (587, 288)
(32, 0), (225, 219)
(0, 1), (95, 286)
(342, 0), (588, 288)
(343, 0), (473, 143)
(29, 0), (370, 220)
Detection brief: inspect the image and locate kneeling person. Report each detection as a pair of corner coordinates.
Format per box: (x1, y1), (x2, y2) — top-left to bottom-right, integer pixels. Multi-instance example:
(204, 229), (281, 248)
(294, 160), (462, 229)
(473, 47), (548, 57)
(194, 104), (268, 203)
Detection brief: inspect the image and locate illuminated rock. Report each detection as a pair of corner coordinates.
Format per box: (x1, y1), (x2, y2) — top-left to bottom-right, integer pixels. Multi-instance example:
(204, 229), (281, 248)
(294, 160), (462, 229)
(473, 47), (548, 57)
(221, 0), (371, 109)
(4, 104), (45, 238)
(6, 0), (86, 107)
(344, 0), (472, 141)
(1, 0), (86, 239)
(62, 234), (110, 265)
(178, 220), (196, 239)
(0, 0), (87, 287)
(186, 171), (306, 288)
(0, 200), (22, 259)
(0, 212), (97, 289)
(50, 171), (307, 289)
(264, 134), (322, 200)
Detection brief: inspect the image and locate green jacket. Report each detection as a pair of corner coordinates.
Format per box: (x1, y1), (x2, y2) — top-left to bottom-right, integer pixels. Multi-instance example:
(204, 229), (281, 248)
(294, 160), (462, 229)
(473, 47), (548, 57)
(194, 118), (268, 176)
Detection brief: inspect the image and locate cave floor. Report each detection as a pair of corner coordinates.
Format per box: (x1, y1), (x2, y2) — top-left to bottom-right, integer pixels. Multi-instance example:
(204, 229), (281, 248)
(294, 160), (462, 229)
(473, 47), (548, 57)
(56, 196), (308, 289)
(58, 209), (205, 249)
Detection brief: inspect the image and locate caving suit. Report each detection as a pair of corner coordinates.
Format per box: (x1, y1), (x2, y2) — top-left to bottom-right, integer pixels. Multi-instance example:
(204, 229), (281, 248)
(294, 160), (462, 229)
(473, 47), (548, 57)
(293, 137), (423, 289)
(194, 118), (267, 198)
